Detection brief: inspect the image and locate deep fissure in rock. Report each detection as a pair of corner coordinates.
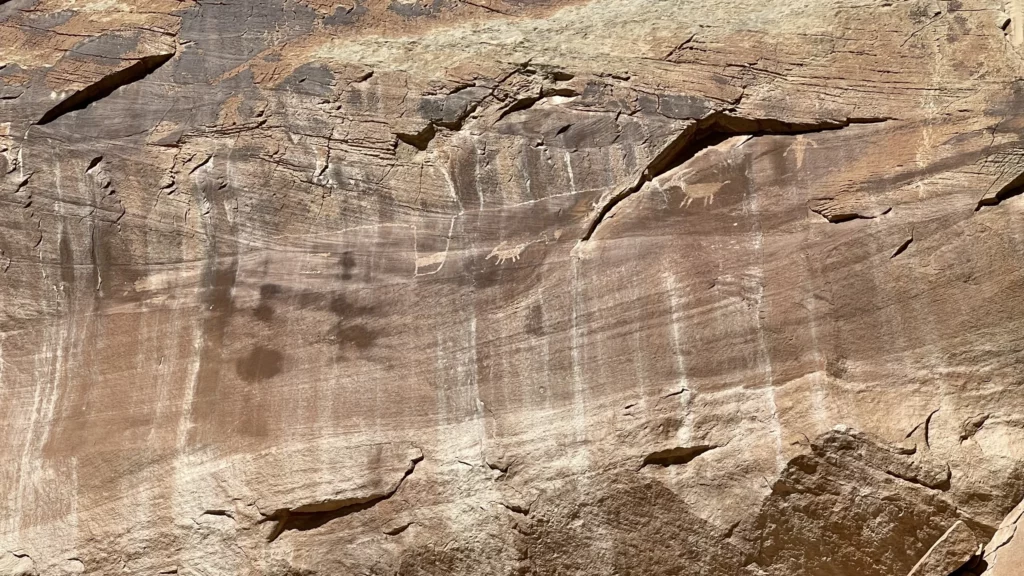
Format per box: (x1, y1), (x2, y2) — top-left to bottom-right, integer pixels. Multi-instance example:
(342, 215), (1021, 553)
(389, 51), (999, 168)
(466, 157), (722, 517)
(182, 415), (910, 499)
(580, 112), (889, 241)
(36, 52), (175, 126)
(884, 469), (952, 492)
(976, 170), (1024, 211)
(891, 235), (914, 258)
(641, 445), (720, 468)
(262, 455), (423, 542)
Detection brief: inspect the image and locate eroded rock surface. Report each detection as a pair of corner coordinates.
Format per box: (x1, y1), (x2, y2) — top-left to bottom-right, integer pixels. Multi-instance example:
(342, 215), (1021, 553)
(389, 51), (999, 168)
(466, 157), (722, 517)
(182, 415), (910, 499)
(3, 0), (1024, 574)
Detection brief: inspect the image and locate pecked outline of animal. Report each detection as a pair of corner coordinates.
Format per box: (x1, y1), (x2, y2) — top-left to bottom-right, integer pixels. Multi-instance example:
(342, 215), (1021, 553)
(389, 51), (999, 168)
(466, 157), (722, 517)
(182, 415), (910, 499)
(487, 240), (535, 265)
(678, 180), (731, 207)
(661, 167), (731, 207)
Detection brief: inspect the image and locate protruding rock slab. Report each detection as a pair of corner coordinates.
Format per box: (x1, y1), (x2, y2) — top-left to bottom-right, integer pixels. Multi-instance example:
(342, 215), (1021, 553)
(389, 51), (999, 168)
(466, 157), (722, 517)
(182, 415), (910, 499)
(979, 500), (1024, 575)
(906, 520), (978, 576)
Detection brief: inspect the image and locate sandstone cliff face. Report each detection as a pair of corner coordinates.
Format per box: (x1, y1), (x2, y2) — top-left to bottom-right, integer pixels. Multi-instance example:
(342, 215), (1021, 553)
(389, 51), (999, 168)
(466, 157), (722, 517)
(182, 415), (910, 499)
(3, 0), (1024, 574)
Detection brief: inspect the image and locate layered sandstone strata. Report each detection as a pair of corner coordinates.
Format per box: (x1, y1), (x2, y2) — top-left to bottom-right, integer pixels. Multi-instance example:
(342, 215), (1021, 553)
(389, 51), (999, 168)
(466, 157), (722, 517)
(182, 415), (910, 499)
(3, 0), (1024, 574)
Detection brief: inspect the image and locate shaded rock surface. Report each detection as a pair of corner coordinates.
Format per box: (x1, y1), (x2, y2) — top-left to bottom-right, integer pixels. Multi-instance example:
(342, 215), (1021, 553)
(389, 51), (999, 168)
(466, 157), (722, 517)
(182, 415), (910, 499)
(3, 0), (1024, 574)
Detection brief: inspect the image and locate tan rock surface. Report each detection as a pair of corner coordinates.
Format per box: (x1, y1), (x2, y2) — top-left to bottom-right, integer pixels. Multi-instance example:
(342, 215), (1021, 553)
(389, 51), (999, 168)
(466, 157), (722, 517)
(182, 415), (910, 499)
(3, 0), (1024, 574)
(907, 520), (979, 576)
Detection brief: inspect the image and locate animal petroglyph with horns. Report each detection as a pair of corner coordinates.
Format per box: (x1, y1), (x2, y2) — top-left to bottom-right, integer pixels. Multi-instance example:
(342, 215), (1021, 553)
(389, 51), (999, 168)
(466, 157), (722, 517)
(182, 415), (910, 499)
(652, 134), (750, 209)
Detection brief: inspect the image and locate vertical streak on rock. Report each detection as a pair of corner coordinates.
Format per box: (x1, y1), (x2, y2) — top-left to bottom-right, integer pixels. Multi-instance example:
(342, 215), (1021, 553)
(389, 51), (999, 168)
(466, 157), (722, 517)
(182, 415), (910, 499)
(433, 296), (483, 459)
(629, 242), (648, 400)
(177, 325), (203, 453)
(663, 271), (693, 445)
(17, 337), (50, 534)
(538, 285), (554, 414)
(68, 454), (79, 555)
(468, 314), (488, 458)
(564, 151), (576, 194)
(474, 143), (485, 211)
(187, 155), (240, 440)
(746, 162), (784, 473)
(176, 260), (205, 454)
(520, 148), (533, 201)
(17, 153), (74, 537)
(916, 23), (942, 200)
(172, 158), (225, 556)
(569, 256), (588, 468)
(1012, 0), (1024, 46)
(801, 252), (828, 430)
(56, 157), (89, 551)
(45, 155), (72, 456)
(434, 331), (446, 428)
(172, 262), (205, 576)
(756, 266), (784, 475)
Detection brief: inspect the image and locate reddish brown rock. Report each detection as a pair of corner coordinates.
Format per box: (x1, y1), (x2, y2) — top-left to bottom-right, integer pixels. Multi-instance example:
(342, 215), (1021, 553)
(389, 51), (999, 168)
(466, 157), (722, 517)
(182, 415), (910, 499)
(3, 0), (1024, 574)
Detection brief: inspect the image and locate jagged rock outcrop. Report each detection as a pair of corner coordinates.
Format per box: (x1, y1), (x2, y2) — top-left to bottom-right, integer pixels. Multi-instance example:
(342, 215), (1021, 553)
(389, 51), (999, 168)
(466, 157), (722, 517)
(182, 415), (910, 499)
(906, 521), (979, 576)
(4, 0), (1024, 574)
(974, 499), (1024, 575)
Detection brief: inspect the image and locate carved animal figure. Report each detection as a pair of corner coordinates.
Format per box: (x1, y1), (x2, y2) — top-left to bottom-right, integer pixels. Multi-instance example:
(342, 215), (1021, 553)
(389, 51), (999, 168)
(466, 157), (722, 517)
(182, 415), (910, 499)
(677, 180), (731, 207)
(487, 240), (533, 264)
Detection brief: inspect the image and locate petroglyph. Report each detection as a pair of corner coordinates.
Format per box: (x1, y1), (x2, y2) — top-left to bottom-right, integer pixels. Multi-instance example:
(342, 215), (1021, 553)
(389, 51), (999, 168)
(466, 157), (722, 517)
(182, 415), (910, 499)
(5, 2), (1024, 576)
(647, 134), (749, 211)
(486, 240), (537, 265)
(672, 178), (732, 208)
(414, 215), (459, 276)
(785, 135), (818, 169)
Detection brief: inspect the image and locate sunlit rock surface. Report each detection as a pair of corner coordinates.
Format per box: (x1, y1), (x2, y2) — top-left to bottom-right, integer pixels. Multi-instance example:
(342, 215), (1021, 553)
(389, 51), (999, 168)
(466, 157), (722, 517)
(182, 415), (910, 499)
(3, 0), (1024, 574)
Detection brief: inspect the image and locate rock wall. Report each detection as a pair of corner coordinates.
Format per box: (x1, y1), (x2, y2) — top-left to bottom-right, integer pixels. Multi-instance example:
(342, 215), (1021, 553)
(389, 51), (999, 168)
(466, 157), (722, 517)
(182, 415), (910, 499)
(3, 0), (1024, 574)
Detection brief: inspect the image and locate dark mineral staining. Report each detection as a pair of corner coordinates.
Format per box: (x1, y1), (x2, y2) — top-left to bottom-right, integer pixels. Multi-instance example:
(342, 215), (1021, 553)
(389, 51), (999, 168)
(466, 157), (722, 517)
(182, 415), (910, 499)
(206, 264), (238, 318)
(280, 63), (336, 98)
(457, 256), (504, 289)
(387, 0), (445, 18)
(658, 94), (713, 121)
(236, 346), (284, 383)
(340, 251), (356, 280)
(330, 323), (378, 350)
(253, 283), (282, 322)
(526, 303), (544, 336)
(329, 293), (373, 317)
(260, 283), (283, 298)
(249, 283), (381, 355)
(327, 294), (379, 352)
(254, 303), (275, 322)
(826, 356), (849, 379)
